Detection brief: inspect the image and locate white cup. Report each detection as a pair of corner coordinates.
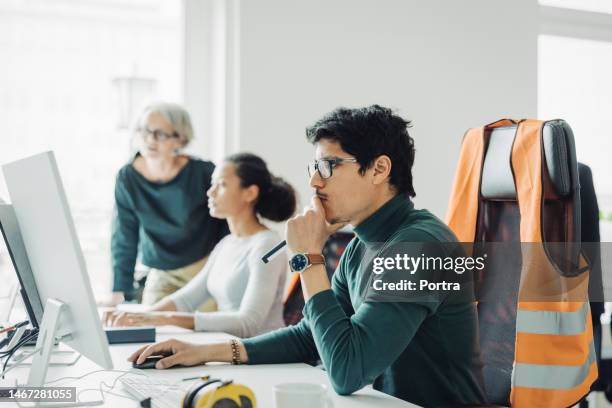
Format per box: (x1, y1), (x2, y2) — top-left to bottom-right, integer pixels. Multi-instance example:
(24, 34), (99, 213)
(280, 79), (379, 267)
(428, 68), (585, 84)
(273, 382), (334, 408)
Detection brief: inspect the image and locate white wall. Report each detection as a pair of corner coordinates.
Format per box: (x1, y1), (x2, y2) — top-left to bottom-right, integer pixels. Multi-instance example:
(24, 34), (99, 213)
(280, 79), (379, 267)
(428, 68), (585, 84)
(186, 0), (538, 218)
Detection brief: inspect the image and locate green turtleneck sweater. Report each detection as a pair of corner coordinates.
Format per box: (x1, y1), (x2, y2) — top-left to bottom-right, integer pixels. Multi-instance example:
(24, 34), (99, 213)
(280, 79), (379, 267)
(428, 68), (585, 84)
(242, 194), (485, 407)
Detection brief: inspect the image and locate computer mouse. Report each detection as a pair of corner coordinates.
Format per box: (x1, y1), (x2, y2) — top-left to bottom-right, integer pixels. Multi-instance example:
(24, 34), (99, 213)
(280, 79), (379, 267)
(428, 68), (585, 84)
(132, 355), (165, 369)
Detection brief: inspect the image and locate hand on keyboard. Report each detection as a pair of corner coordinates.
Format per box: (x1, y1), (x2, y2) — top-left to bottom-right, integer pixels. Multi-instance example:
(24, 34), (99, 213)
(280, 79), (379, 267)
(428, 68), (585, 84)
(128, 339), (207, 369)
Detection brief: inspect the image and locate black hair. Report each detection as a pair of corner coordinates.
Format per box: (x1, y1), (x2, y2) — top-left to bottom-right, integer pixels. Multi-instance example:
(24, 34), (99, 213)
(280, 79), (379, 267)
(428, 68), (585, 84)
(305, 104), (416, 197)
(226, 153), (296, 222)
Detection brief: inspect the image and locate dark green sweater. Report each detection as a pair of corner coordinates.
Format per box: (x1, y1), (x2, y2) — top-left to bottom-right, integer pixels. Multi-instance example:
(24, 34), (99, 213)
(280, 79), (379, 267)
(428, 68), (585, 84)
(243, 194), (485, 407)
(111, 156), (229, 296)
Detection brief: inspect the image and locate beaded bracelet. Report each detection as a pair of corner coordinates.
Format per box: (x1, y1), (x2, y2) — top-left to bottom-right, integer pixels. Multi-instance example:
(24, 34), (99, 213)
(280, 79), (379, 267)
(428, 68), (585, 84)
(230, 339), (241, 365)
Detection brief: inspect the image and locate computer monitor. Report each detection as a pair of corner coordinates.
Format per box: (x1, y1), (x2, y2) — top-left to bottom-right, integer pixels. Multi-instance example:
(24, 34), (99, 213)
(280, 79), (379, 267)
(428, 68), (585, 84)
(0, 203), (44, 328)
(2, 151), (113, 387)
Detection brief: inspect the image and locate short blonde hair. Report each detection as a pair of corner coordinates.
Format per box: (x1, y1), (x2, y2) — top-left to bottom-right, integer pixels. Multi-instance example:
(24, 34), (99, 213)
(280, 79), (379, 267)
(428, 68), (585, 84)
(138, 102), (194, 147)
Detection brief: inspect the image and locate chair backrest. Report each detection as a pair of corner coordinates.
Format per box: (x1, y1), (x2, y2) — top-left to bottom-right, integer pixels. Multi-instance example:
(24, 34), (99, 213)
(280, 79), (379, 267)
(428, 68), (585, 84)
(452, 120), (584, 405)
(578, 163), (603, 313)
(578, 163), (604, 389)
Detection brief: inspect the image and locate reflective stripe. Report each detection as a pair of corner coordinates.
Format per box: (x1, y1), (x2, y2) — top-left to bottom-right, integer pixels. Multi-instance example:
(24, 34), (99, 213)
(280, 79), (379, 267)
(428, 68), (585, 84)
(512, 341), (595, 389)
(516, 302), (588, 335)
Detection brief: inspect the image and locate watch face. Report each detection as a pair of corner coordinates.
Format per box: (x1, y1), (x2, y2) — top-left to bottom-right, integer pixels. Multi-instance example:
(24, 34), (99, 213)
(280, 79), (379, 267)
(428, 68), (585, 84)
(290, 253), (309, 272)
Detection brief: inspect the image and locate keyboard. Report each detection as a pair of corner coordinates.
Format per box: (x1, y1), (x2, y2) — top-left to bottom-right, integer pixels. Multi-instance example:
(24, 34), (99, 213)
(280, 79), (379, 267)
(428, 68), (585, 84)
(120, 376), (186, 408)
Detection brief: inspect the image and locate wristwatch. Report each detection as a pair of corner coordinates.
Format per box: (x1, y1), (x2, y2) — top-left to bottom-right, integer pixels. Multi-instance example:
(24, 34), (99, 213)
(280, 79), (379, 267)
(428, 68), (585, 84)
(289, 253), (325, 273)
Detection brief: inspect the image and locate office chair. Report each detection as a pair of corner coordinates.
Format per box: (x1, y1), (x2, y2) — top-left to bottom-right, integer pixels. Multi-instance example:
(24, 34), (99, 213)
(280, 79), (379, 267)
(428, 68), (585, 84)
(447, 119), (596, 407)
(577, 163), (609, 407)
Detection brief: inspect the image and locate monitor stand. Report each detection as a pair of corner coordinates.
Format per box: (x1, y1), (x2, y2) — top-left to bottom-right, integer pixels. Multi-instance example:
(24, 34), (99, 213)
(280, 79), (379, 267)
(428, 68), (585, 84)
(15, 299), (102, 407)
(27, 298), (65, 387)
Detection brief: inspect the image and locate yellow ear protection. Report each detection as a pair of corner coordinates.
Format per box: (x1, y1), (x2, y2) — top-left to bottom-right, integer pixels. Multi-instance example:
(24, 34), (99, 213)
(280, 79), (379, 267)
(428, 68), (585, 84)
(181, 378), (256, 408)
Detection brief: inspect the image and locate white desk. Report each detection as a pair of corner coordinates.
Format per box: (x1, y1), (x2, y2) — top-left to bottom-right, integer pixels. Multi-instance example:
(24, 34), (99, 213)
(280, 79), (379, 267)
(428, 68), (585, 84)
(1, 327), (418, 407)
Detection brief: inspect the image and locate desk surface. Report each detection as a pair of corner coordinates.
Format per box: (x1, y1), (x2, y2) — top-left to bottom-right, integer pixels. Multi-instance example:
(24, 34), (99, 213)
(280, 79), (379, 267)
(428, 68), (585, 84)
(1, 327), (418, 407)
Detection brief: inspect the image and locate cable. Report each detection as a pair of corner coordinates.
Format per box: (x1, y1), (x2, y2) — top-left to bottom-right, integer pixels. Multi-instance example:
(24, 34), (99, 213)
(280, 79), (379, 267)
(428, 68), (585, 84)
(11, 369), (149, 406)
(2, 332), (39, 359)
(1, 331), (36, 359)
(0, 320), (29, 335)
(44, 369), (147, 385)
(0, 329), (38, 357)
(9, 367), (148, 406)
(11, 365), (178, 406)
(0, 327), (36, 353)
(0, 330), (38, 358)
(1, 330), (40, 378)
(0, 347), (41, 378)
(1, 331), (41, 378)
(47, 368), (150, 405)
(76, 370), (141, 404)
(73, 369), (186, 406)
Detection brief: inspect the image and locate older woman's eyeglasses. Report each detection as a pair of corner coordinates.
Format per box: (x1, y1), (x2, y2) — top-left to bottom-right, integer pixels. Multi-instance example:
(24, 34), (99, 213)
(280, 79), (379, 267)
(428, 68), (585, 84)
(307, 157), (358, 179)
(138, 127), (179, 142)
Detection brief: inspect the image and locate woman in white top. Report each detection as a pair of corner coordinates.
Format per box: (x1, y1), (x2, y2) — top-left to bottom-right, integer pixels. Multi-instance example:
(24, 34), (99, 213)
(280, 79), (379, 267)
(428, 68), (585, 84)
(106, 153), (296, 338)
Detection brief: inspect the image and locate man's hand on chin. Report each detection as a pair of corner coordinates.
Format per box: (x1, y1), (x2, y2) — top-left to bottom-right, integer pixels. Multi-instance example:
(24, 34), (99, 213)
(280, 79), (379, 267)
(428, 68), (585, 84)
(286, 195), (347, 254)
(286, 195), (347, 300)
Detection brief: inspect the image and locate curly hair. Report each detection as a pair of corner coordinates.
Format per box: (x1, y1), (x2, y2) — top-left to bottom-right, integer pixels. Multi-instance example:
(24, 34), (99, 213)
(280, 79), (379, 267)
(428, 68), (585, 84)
(305, 105), (416, 197)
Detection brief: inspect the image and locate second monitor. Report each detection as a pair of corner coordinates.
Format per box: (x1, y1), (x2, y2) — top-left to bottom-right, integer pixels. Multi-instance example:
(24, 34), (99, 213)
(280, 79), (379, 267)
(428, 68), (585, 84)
(2, 151), (113, 387)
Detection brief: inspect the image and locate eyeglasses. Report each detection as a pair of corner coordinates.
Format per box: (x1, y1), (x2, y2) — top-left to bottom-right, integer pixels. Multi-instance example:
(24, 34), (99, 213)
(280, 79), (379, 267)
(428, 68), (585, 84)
(138, 127), (179, 142)
(307, 157), (358, 179)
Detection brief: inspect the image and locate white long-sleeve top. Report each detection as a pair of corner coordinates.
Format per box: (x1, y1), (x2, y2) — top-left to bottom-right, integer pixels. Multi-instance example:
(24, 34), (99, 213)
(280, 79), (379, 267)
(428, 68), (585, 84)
(167, 229), (287, 338)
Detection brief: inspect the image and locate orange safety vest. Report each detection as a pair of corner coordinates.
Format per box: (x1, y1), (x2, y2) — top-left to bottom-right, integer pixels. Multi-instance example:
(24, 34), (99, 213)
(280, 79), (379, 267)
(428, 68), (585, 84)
(446, 119), (597, 407)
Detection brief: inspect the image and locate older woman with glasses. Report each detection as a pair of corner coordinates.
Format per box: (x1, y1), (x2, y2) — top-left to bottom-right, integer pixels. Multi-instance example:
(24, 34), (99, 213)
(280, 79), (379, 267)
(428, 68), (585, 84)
(106, 102), (229, 306)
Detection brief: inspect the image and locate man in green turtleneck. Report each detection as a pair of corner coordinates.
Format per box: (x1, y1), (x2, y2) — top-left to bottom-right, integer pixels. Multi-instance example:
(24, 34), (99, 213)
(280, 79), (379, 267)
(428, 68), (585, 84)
(129, 105), (486, 407)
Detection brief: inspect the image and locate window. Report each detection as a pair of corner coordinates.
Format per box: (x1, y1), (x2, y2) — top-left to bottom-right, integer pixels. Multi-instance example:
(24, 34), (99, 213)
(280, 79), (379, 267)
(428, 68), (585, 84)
(539, 2), (612, 242)
(540, 0), (612, 15)
(0, 0), (183, 297)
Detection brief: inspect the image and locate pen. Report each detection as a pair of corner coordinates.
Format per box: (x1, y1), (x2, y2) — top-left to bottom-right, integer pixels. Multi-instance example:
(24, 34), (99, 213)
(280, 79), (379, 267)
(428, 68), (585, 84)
(182, 375), (210, 382)
(261, 240), (287, 263)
